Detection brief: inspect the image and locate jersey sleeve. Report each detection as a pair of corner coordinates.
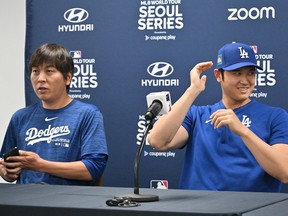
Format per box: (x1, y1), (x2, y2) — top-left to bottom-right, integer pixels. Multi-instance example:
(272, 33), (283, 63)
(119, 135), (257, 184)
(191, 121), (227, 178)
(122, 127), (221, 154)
(269, 108), (288, 145)
(182, 105), (197, 133)
(79, 108), (108, 183)
(0, 113), (19, 156)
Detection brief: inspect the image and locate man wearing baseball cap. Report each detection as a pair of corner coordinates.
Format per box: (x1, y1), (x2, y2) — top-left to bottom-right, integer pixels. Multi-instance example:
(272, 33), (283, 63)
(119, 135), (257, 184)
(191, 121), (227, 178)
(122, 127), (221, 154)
(148, 42), (288, 192)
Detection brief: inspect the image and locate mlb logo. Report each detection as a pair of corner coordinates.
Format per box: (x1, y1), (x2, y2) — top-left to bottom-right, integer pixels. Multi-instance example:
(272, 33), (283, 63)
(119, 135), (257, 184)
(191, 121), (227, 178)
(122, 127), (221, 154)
(70, 51), (82, 58)
(250, 45), (258, 54)
(150, 180), (168, 189)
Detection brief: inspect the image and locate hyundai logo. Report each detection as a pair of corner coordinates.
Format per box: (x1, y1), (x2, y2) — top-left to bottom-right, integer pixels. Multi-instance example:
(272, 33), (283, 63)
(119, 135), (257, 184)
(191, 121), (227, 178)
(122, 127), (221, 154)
(64, 8), (89, 23)
(147, 62), (174, 78)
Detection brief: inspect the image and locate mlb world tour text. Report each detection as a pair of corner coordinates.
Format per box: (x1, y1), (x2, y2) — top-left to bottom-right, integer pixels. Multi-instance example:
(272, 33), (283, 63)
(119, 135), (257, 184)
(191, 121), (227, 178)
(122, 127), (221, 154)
(70, 59), (98, 89)
(138, 0), (184, 31)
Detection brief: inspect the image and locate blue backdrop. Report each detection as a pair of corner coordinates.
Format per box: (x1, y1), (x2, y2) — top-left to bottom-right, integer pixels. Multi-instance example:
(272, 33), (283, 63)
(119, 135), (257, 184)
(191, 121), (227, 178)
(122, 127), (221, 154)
(25, 0), (288, 191)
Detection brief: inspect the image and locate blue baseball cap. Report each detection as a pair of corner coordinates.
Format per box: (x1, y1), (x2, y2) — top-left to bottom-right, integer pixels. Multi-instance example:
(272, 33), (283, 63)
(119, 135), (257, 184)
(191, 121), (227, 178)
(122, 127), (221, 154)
(216, 42), (262, 70)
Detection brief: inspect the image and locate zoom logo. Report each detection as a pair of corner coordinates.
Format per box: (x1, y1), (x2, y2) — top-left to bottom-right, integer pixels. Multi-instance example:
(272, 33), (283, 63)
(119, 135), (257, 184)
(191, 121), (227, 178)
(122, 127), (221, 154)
(147, 62), (174, 78)
(228, 6), (275, 21)
(64, 8), (89, 23)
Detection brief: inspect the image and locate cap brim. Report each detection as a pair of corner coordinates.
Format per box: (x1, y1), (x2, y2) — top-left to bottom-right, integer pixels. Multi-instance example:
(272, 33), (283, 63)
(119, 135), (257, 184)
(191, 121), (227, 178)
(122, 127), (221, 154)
(222, 62), (262, 71)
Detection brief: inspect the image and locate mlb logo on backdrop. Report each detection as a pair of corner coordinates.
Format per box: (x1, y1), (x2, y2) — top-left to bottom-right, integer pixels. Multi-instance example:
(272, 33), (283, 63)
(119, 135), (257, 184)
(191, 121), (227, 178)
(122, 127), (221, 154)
(150, 180), (168, 189)
(70, 51), (81, 58)
(250, 45), (258, 54)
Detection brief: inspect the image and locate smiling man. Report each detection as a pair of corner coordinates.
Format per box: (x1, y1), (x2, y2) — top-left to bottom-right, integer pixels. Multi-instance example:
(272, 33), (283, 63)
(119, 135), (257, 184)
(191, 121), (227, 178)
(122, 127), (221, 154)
(148, 42), (288, 192)
(0, 43), (108, 186)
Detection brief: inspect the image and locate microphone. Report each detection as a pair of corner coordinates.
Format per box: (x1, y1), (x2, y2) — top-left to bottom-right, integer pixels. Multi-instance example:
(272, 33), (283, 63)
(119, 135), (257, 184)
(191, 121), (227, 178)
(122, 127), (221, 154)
(114, 91), (172, 202)
(144, 100), (162, 121)
(145, 91), (171, 121)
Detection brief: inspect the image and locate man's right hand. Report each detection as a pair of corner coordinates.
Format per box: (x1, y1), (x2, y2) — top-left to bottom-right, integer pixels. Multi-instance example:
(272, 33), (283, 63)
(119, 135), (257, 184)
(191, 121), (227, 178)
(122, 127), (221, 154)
(189, 61), (213, 94)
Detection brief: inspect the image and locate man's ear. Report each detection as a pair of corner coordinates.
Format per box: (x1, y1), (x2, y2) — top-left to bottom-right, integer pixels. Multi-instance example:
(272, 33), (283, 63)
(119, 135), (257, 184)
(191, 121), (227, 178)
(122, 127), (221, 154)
(66, 72), (73, 85)
(214, 69), (222, 83)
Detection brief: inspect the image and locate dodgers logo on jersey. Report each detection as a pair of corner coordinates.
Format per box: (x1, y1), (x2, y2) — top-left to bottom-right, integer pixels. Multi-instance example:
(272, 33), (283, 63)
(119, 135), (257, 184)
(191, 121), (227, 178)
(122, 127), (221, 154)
(25, 125), (71, 145)
(242, 115), (251, 127)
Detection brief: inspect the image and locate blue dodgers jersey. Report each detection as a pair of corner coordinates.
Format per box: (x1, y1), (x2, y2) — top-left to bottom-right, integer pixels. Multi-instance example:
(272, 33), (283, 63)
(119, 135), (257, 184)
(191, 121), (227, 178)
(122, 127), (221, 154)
(180, 99), (288, 192)
(1, 99), (108, 185)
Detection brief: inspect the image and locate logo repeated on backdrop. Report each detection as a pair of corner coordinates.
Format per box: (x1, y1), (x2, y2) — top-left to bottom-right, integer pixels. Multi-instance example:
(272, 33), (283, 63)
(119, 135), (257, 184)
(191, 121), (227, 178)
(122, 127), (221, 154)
(144, 150), (175, 158)
(137, 61), (179, 146)
(147, 62), (174, 77)
(250, 45), (276, 99)
(68, 50), (98, 100)
(64, 8), (89, 23)
(150, 180), (168, 189)
(141, 62), (179, 87)
(138, 0), (184, 41)
(227, 6), (275, 21)
(58, 8), (94, 32)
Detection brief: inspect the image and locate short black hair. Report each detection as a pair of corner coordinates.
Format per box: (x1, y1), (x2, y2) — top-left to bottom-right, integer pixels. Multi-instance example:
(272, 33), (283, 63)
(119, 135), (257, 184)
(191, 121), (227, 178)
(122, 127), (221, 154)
(219, 68), (225, 81)
(29, 43), (74, 92)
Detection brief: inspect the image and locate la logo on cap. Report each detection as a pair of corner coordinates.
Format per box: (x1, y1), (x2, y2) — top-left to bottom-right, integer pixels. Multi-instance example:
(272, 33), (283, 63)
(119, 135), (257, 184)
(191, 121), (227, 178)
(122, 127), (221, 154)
(216, 42), (262, 70)
(238, 47), (249, 59)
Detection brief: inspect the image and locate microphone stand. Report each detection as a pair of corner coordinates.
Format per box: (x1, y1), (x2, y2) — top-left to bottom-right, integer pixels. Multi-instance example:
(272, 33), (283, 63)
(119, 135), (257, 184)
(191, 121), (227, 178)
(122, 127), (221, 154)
(115, 119), (159, 202)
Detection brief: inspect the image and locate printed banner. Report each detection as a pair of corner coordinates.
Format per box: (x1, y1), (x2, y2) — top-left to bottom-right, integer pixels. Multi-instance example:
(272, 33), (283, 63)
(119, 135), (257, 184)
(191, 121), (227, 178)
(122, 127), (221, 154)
(25, 0), (288, 191)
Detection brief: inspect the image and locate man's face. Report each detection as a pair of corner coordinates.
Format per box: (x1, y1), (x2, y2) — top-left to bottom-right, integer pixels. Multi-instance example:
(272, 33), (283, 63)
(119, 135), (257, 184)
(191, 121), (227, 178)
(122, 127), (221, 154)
(30, 63), (71, 106)
(216, 66), (256, 104)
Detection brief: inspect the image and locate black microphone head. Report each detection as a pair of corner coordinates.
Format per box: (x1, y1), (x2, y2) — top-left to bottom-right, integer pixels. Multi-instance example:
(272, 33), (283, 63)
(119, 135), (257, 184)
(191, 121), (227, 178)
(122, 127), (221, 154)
(144, 112), (154, 121)
(144, 100), (162, 121)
